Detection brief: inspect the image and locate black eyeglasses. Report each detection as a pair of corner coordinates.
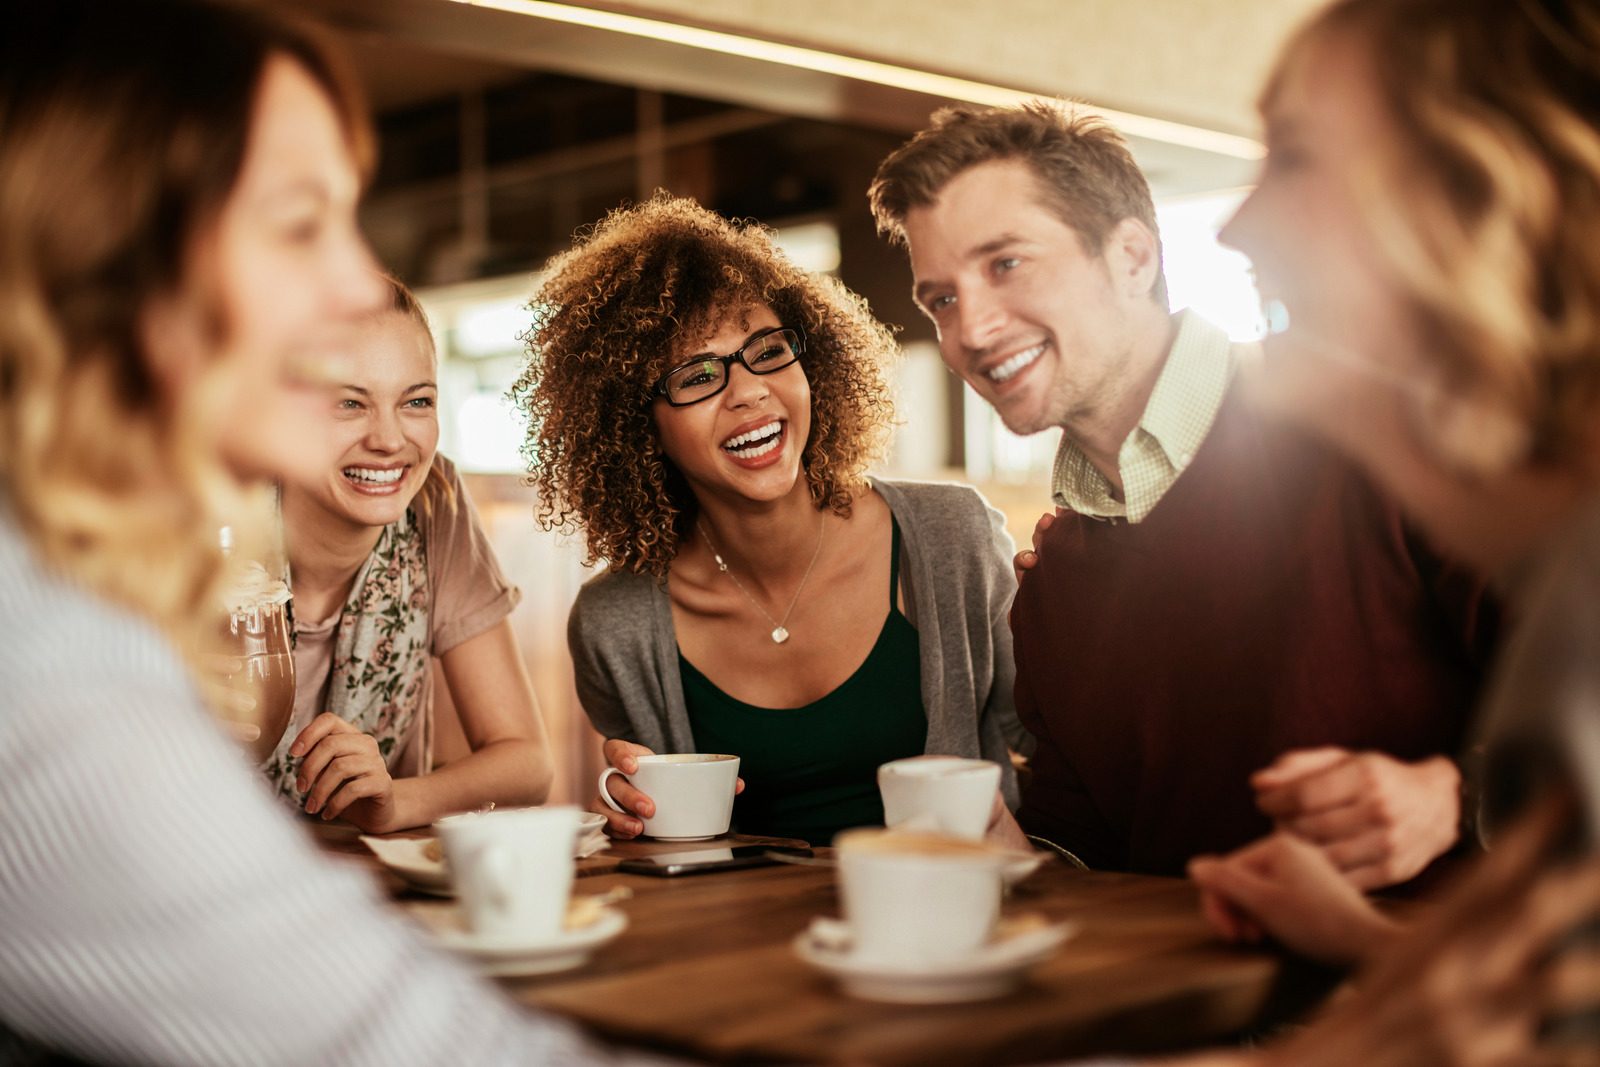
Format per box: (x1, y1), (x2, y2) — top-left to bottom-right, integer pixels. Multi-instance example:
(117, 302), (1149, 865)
(651, 326), (805, 407)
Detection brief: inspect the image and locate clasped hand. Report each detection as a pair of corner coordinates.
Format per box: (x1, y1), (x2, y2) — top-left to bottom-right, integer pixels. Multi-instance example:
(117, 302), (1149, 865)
(1016, 510), (1464, 893)
(1229, 796), (1600, 1067)
(1254, 745), (1462, 890)
(289, 712), (398, 833)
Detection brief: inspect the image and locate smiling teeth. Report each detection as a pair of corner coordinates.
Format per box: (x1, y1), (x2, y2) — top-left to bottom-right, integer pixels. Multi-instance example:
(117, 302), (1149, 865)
(730, 437), (781, 459)
(344, 467), (404, 484)
(987, 344), (1045, 383)
(722, 423), (782, 455)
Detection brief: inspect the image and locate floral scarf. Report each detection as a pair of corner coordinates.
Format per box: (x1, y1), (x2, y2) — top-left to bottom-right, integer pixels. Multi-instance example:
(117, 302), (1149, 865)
(263, 509), (431, 805)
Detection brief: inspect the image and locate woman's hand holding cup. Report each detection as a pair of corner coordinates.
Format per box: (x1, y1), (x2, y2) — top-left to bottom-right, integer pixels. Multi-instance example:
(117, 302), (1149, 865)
(594, 739), (658, 839)
(595, 740), (745, 840)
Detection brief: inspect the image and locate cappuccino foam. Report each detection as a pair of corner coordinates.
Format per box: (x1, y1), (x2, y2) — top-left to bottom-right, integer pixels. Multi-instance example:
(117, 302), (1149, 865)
(837, 829), (1007, 861)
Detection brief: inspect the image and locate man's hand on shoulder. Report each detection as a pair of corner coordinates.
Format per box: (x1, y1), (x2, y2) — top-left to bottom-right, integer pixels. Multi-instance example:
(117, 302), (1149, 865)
(1253, 746), (1462, 890)
(1013, 508), (1064, 584)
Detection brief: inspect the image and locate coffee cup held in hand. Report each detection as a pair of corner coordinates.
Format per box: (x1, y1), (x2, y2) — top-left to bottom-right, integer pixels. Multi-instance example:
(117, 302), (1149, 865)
(437, 805), (581, 941)
(878, 756), (1002, 840)
(599, 753), (740, 841)
(835, 828), (1009, 965)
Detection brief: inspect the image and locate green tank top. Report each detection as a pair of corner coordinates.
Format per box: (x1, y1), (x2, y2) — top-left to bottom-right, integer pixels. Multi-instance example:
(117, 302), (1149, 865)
(679, 517), (927, 845)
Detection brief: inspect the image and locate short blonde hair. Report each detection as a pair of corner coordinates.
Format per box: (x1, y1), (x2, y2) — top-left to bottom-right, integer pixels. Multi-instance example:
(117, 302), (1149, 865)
(1274, 0), (1600, 468)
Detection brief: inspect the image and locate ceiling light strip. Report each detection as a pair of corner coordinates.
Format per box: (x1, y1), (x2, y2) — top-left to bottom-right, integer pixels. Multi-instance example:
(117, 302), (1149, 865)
(443, 0), (1264, 160)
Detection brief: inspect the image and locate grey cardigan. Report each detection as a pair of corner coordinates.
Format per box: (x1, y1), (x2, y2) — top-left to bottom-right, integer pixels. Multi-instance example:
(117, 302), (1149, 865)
(567, 478), (1033, 808)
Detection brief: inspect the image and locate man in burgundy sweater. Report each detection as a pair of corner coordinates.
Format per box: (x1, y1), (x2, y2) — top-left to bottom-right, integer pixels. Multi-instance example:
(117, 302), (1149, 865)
(868, 102), (1494, 885)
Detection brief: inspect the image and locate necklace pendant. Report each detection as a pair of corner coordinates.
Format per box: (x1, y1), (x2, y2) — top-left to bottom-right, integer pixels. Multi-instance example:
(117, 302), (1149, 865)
(770, 626), (790, 644)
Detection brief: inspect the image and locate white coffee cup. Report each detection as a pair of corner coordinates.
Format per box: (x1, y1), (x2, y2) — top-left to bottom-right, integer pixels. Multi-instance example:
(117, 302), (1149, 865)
(436, 805), (581, 942)
(878, 756), (1002, 840)
(835, 829), (1006, 964)
(598, 753), (740, 841)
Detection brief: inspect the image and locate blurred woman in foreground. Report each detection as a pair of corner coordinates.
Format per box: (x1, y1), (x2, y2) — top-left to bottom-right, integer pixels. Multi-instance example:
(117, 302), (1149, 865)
(1183, 0), (1600, 1047)
(0, 3), (601, 1062)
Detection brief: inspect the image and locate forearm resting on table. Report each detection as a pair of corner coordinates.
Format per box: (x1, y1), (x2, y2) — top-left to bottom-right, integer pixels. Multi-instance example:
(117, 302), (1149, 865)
(407, 619), (554, 826)
(389, 737), (552, 828)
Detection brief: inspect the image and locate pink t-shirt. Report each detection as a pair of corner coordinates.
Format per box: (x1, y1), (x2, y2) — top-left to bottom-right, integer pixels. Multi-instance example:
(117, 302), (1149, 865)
(289, 454), (519, 776)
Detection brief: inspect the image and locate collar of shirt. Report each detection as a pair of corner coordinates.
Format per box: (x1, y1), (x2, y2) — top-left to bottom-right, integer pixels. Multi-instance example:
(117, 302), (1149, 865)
(1051, 309), (1237, 523)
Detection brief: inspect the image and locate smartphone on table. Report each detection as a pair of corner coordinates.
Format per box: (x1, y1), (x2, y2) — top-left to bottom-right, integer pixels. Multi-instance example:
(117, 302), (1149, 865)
(616, 844), (812, 877)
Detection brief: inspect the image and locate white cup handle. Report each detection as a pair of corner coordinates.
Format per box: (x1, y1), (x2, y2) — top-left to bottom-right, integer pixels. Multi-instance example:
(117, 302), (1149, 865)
(480, 844), (512, 917)
(597, 766), (631, 815)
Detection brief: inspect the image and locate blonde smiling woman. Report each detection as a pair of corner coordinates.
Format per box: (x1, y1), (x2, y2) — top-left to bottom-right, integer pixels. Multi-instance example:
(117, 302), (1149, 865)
(267, 277), (553, 833)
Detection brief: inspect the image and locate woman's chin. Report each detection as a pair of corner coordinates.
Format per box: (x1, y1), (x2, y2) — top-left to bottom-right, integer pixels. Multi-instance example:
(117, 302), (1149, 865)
(731, 461), (808, 502)
(329, 483), (415, 528)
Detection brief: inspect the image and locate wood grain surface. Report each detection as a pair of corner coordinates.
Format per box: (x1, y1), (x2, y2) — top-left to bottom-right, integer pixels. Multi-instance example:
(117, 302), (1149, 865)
(320, 824), (1331, 1065)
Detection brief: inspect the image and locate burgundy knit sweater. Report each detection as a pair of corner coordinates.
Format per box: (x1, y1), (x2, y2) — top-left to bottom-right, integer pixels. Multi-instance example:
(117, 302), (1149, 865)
(1012, 387), (1495, 875)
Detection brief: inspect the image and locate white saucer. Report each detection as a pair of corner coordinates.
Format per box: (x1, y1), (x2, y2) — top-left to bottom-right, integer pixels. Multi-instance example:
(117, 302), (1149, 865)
(642, 832), (719, 842)
(362, 813), (609, 897)
(359, 835), (452, 896)
(793, 915), (1073, 1004)
(432, 906), (628, 978)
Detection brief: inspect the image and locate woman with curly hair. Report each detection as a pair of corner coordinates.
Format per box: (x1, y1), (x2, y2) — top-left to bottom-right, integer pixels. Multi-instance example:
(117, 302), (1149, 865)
(513, 193), (1032, 846)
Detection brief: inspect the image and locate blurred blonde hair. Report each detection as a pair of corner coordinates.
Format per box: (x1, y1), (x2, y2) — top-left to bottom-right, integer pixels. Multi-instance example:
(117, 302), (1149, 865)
(1273, 0), (1600, 471)
(0, 2), (370, 647)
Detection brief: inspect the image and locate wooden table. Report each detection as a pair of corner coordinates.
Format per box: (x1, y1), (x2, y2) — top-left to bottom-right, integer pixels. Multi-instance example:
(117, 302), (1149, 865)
(320, 827), (1331, 1065)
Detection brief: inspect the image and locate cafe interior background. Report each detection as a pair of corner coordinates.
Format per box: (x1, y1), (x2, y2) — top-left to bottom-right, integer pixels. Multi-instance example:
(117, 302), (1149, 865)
(247, 0), (1323, 806)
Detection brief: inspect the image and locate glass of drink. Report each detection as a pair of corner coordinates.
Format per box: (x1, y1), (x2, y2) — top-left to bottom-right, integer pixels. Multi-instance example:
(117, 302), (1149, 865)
(207, 553), (296, 765)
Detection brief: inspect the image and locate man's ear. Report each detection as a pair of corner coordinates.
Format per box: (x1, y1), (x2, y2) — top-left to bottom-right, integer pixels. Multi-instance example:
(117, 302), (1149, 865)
(1106, 216), (1163, 301)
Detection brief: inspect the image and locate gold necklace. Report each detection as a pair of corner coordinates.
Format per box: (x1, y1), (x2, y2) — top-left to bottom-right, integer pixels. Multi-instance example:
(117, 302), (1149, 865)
(698, 511), (826, 644)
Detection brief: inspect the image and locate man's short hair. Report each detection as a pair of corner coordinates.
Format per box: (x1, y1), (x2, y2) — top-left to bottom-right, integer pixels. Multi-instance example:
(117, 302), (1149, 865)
(869, 100), (1168, 306)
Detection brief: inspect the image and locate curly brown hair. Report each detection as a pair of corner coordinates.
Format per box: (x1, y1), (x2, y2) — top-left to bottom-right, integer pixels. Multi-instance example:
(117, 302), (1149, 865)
(510, 193), (898, 577)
